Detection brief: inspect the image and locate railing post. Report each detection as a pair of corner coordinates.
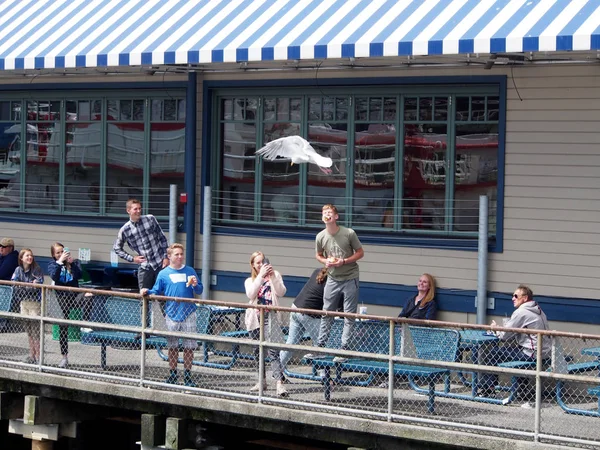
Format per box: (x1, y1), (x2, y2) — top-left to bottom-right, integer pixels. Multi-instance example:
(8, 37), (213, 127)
(39, 285), (46, 369)
(387, 320), (394, 421)
(140, 295), (148, 386)
(534, 333), (543, 441)
(257, 307), (264, 401)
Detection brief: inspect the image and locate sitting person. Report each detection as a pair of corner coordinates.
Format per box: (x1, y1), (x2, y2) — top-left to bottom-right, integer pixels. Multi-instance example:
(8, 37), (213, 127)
(0, 238), (18, 281)
(141, 243), (203, 387)
(280, 267), (327, 374)
(479, 284), (551, 400)
(398, 273), (437, 320)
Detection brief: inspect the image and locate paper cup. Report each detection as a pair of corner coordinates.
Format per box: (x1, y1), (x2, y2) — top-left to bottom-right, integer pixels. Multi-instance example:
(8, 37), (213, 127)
(359, 306), (368, 315)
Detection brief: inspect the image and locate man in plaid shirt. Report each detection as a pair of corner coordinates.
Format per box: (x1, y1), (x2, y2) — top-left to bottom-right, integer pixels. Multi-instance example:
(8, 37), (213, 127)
(114, 198), (169, 291)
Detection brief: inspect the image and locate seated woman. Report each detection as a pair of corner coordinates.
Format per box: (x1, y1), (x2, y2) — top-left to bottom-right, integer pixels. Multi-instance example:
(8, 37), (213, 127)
(398, 273), (437, 320)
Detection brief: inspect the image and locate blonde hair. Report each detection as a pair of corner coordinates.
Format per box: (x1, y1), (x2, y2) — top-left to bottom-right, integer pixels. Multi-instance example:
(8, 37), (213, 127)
(419, 273), (436, 308)
(167, 243), (184, 257)
(126, 198), (142, 210)
(249, 251), (265, 280)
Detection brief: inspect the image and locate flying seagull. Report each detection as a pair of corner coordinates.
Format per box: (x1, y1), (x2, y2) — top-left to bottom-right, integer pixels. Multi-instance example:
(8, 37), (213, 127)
(256, 136), (333, 174)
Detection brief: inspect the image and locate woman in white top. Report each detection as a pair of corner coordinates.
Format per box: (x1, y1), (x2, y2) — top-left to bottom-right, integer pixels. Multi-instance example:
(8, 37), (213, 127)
(244, 251), (287, 397)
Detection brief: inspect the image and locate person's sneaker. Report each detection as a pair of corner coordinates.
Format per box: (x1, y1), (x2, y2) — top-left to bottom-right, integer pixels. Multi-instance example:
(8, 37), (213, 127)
(379, 381), (389, 388)
(24, 356), (37, 364)
(58, 357), (68, 368)
(478, 387), (496, 398)
(276, 380), (288, 397)
(183, 370), (197, 388)
(332, 355), (348, 363)
(80, 327), (93, 333)
(165, 370), (178, 385)
(250, 380), (267, 392)
(521, 402), (534, 409)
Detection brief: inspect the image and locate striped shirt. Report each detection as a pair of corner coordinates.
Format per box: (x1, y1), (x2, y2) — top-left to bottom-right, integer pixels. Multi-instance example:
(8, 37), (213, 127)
(113, 215), (168, 270)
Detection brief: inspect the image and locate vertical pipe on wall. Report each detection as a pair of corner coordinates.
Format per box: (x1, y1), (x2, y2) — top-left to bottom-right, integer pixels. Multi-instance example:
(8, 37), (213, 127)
(169, 184), (177, 245)
(476, 195), (489, 325)
(184, 72), (197, 267)
(202, 186), (211, 300)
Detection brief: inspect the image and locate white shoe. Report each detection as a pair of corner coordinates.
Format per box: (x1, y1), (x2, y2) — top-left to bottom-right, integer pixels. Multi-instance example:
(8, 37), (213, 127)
(80, 328), (93, 333)
(250, 380), (267, 392)
(521, 402), (534, 409)
(276, 380), (288, 397)
(332, 355), (348, 363)
(58, 357), (68, 368)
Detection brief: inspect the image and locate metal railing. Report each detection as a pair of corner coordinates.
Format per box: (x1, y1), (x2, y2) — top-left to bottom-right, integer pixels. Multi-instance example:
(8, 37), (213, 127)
(0, 282), (599, 448)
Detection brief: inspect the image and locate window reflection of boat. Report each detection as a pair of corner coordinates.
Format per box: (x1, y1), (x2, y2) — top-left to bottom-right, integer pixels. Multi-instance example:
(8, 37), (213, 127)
(2, 122), (185, 175)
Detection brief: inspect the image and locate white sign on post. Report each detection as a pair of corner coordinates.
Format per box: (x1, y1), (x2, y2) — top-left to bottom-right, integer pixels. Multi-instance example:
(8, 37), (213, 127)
(78, 248), (91, 262)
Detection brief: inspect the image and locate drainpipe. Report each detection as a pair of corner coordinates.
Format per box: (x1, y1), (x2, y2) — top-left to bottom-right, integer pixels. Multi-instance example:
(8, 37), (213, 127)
(184, 72), (197, 267)
(202, 187), (211, 300)
(476, 195), (489, 325)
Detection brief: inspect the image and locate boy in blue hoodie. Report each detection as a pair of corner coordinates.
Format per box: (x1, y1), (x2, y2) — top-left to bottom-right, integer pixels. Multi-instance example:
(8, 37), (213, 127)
(141, 243), (202, 386)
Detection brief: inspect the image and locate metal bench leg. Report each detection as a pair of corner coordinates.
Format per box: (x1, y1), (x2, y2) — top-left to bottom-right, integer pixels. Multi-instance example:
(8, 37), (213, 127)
(324, 368), (331, 401)
(100, 344), (107, 371)
(427, 379), (436, 414)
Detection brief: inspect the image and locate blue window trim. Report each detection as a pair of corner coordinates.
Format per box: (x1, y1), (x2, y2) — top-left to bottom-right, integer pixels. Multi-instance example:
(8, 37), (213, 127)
(202, 75), (506, 253)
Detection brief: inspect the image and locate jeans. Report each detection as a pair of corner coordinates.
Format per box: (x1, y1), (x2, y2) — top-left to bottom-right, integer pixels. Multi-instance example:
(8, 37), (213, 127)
(249, 313), (284, 381)
(138, 265), (164, 323)
(480, 345), (534, 394)
(317, 277), (359, 350)
(280, 309), (321, 368)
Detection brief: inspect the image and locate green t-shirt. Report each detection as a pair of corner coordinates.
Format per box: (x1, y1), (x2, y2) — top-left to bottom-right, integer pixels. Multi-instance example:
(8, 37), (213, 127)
(315, 225), (362, 281)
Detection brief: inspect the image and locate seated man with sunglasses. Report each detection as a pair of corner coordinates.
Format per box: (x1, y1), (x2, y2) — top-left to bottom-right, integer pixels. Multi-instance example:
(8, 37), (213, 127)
(478, 285), (551, 401)
(0, 237), (18, 281)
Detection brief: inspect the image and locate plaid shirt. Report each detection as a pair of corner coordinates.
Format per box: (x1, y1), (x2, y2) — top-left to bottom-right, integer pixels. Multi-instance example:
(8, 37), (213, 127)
(114, 214), (168, 270)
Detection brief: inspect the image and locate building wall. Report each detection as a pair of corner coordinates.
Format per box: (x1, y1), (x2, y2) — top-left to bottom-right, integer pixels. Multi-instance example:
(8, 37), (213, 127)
(197, 63), (600, 330)
(0, 65), (597, 331)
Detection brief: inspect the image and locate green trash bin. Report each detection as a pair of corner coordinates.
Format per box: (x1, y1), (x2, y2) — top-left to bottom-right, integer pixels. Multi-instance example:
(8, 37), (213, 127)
(52, 308), (82, 342)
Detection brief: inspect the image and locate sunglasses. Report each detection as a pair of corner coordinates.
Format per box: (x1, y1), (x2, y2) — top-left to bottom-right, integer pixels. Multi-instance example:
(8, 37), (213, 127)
(512, 293), (521, 298)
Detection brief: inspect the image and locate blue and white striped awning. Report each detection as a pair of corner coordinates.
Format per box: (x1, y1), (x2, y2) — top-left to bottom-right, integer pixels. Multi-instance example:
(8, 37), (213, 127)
(0, 0), (599, 70)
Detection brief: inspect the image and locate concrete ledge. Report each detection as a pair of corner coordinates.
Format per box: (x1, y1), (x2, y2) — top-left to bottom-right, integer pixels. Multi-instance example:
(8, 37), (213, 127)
(0, 367), (562, 450)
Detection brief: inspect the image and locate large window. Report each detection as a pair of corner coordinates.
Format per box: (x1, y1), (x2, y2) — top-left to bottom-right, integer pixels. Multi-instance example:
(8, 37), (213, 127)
(0, 91), (186, 219)
(213, 85), (501, 244)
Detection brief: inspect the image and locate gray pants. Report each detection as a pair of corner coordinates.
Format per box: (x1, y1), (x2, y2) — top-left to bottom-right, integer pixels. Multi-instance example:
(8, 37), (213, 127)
(317, 277), (359, 350)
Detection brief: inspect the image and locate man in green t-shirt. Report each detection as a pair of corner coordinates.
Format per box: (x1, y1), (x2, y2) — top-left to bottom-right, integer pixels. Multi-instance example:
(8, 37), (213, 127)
(314, 204), (364, 362)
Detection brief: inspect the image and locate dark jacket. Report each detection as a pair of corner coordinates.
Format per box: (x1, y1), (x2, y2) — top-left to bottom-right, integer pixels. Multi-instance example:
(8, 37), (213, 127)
(48, 260), (82, 288)
(294, 269), (325, 311)
(398, 294), (437, 320)
(0, 250), (18, 280)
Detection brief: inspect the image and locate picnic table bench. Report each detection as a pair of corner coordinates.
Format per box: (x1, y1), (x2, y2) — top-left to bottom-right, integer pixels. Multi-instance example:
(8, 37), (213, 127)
(80, 296), (167, 370)
(555, 346), (600, 417)
(81, 297), (245, 371)
(312, 324), (460, 413)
